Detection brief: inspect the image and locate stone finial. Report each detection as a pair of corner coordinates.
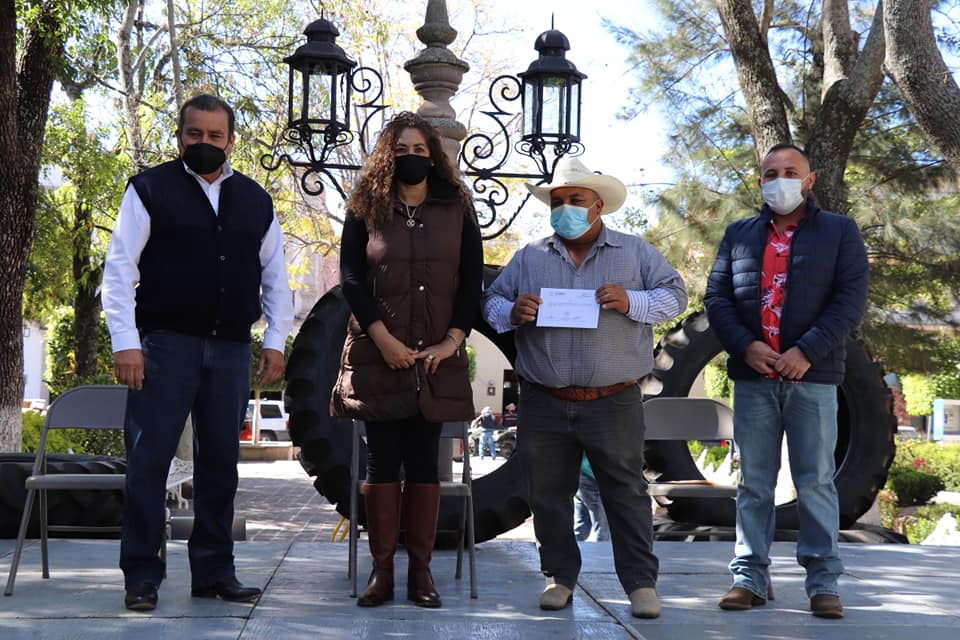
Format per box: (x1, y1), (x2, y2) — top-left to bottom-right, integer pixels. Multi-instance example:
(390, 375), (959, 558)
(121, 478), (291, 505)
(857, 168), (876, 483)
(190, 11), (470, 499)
(404, 0), (469, 164)
(416, 0), (458, 47)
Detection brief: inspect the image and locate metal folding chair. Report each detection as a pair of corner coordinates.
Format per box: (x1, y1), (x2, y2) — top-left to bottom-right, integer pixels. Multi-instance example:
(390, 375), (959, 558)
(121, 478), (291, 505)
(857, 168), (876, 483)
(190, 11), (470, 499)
(348, 420), (477, 599)
(4, 385), (129, 595)
(643, 396), (738, 499)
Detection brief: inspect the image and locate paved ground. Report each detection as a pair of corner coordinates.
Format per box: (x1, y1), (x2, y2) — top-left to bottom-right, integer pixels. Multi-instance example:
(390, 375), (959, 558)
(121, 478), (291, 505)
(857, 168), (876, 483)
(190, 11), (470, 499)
(230, 457), (537, 543)
(2, 458), (958, 639)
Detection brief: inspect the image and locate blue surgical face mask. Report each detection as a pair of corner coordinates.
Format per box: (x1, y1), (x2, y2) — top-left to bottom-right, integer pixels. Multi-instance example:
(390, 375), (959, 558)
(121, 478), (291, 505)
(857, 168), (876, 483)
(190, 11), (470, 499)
(550, 202), (597, 239)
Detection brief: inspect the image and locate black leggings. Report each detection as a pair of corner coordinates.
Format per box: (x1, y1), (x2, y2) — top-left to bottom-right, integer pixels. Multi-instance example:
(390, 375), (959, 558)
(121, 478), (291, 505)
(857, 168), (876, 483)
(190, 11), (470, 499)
(364, 417), (442, 483)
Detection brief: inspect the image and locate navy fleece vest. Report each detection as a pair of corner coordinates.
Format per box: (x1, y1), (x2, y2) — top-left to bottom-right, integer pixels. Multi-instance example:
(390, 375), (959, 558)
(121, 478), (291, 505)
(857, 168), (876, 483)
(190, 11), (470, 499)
(129, 160), (272, 342)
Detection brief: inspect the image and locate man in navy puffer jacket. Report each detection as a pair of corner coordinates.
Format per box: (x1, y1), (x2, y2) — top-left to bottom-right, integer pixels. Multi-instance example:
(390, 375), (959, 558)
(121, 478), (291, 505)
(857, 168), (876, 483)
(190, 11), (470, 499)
(705, 144), (868, 619)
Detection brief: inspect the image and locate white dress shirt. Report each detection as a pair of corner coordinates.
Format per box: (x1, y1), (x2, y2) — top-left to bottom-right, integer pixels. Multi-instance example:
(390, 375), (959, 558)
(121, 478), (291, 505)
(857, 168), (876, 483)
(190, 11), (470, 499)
(101, 162), (294, 353)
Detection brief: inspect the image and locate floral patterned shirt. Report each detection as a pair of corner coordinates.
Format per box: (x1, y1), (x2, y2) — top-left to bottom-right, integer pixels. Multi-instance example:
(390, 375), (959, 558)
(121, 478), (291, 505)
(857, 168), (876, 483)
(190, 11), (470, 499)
(760, 220), (797, 370)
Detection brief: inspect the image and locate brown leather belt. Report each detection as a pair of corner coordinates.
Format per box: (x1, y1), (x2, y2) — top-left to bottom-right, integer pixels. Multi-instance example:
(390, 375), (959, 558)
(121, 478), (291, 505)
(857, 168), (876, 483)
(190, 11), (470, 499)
(527, 379), (638, 402)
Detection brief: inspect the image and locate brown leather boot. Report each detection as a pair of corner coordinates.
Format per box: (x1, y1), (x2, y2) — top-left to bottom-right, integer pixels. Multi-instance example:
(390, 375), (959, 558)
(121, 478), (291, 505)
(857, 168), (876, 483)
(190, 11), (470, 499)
(357, 482), (402, 607)
(402, 482), (442, 608)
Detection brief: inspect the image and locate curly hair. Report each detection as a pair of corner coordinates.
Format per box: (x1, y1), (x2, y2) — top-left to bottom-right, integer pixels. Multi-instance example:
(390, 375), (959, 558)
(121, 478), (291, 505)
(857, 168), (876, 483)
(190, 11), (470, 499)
(347, 111), (474, 227)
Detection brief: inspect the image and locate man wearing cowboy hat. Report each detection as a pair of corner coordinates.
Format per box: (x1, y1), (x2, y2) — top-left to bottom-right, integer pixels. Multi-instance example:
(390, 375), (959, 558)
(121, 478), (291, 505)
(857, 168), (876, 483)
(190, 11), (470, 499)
(481, 157), (687, 618)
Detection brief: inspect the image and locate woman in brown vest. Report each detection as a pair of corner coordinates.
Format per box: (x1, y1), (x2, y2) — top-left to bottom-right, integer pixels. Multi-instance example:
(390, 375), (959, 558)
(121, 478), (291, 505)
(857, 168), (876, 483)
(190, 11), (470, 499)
(331, 112), (482, 608)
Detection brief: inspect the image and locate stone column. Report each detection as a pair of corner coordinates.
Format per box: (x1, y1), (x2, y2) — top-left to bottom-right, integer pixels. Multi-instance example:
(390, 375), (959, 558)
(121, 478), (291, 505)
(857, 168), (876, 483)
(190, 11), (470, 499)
(404, 0), (470, 165)
(405, 1), (469, 479)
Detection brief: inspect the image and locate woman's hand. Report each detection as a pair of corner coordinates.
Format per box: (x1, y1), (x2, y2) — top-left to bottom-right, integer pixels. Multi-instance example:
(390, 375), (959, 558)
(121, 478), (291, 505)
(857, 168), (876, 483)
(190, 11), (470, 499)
(416, 336), (460, 375)
(367, 321), (417, 370)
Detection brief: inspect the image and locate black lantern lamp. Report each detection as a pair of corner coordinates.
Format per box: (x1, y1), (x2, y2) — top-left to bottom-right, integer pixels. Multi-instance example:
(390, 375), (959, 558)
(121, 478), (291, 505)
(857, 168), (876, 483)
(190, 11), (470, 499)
(265, 12), (386, 198)
(284, 15), (357, 141)
(518, 27), (586, 152)
(460, 22), (588, 238)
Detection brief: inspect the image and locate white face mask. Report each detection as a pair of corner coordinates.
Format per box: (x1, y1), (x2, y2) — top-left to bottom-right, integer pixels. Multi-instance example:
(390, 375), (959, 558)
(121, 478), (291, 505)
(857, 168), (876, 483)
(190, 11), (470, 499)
(761, 177), (805, 215)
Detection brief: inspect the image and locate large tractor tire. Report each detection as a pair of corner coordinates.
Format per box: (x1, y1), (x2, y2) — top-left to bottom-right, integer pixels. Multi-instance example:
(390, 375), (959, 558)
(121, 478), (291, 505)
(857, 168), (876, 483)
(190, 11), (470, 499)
(642, 312), (898, 529)
(0, 454), (126, 538)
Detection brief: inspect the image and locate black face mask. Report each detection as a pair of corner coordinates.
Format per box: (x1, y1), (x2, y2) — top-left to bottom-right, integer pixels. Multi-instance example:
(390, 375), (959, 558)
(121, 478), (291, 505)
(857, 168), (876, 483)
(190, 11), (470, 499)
(394, 154), (432, 185)
(182, 142), (227, 175)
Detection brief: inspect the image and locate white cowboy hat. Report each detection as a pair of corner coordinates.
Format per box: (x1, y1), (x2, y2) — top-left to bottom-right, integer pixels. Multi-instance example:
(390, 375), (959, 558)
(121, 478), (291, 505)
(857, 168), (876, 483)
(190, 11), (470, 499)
(525, 157), (628, 214)
(481, 406), (492, 415)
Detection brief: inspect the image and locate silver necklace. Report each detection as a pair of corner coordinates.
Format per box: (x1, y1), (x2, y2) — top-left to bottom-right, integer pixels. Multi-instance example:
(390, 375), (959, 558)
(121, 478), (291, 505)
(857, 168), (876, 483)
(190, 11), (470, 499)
(403, 203), (420, 228)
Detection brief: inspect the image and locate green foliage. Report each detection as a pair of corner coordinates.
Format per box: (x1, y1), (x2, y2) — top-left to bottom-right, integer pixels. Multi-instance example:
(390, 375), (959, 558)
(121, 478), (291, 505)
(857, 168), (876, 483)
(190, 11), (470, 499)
(703, 357), (731, 401)
(26, 80), (128, 321)
(45, 306), (115, 397)
(22, 410), (121, 456)
(905, 504), (958, 545)
(250, 328), (295, 393)
(876, 490), (898, 530)
(687, 440), (731, 472)
(887, 468), (945, 507)
(466, 344), (477, 383)
(891, 440), (960, 492)
(42, 306), (120, 456)
(902, 373), (937, 416)
(899, 369), (960, 418)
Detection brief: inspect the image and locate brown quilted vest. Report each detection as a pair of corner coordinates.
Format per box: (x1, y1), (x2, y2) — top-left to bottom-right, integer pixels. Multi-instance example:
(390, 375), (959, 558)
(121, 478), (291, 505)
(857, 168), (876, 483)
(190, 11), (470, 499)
(330, 187), (475, 423)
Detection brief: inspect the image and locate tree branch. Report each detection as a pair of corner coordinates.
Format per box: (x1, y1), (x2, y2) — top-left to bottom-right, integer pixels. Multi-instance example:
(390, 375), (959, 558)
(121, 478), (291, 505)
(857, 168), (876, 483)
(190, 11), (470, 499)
(885, 0), (960, 173)
(714, 0), (791, 161)
(807, 1), (885, 213)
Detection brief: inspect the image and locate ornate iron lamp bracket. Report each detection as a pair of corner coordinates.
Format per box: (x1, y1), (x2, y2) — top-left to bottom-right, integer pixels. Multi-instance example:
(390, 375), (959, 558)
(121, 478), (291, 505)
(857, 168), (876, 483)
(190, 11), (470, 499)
(260, 66), (388, 200)
(459, 75), (583, 240)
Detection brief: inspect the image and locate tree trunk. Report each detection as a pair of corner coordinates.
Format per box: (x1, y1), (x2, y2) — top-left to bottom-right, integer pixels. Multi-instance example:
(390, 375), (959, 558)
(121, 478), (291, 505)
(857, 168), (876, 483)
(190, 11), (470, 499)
(807, 1), (886, 213)
(73, 201), (101, 380)
(884, 0), (960, 174)
(0, 2), (67, 451)
(117, 0), (147, 170)
(715, 0), (792, 161)
(166, 0), (184, 111)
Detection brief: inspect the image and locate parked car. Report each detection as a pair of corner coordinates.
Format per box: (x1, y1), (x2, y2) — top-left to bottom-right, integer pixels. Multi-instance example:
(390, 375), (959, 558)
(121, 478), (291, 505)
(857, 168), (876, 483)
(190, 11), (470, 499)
(896, 425), (921, 440)
(21, 399), (46, 414)
(239, 400), (289, 442)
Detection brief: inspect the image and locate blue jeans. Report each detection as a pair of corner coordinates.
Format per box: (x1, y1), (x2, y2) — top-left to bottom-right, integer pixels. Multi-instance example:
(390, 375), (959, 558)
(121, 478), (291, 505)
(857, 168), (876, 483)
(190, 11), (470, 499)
(574, 472), (609, 542)
(730, 378), (843, 598)
(120, 331), (250, 589)
(519, 383), (656, 594)
(480, 430), (497, 459)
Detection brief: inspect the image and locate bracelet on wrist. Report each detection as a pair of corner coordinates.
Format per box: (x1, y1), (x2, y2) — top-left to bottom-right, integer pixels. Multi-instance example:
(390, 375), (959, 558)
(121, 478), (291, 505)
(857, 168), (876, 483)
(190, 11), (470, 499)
(444, 332), (460, 347)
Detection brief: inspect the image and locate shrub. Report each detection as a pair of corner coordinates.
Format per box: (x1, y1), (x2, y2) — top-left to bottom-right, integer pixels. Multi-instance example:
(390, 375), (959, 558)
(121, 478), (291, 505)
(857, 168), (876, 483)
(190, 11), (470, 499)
(887, 468), (945, 506)
(891, 440), (960, 492)
(45, 307), (114, 399)
(876, 489), (898, 530)
(901, 372), (960, 418)
(703, 358), (731, 401)
(21, 411), (101, 454)
(901, 374), (936, 417)
(687, 440), (731, 472)
(905, 504), (958, 544)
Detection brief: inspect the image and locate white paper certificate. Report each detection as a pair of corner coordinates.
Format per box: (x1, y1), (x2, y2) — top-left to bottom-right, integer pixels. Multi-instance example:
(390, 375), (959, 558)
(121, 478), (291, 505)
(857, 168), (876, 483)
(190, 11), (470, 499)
(536, 288), (600, 329)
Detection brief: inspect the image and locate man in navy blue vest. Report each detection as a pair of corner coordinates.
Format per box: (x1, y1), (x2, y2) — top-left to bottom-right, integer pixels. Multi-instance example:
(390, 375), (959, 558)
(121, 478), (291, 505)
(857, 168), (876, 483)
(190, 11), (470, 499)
(705, 144), (868, 619)
(102, 94), (293, 611)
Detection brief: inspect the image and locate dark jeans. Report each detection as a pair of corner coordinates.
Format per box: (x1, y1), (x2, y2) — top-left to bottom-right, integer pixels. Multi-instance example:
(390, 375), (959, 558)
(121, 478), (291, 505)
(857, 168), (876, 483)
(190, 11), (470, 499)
(120, 331), (250, 589)
(519, 382), (657, 594)
(364, 417), (442, 484)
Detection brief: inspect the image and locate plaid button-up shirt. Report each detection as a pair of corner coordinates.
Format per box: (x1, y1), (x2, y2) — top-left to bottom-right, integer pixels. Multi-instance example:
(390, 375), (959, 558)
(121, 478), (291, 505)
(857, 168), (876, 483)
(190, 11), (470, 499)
(482, 225), (687, 388)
